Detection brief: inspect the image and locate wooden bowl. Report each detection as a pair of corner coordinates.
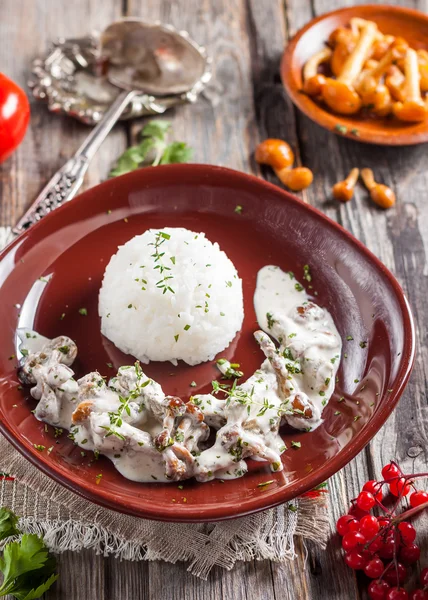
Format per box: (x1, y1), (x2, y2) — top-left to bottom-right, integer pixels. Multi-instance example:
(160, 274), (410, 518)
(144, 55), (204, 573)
(281, 4), (428, 145)
(0, 165), (415, 521)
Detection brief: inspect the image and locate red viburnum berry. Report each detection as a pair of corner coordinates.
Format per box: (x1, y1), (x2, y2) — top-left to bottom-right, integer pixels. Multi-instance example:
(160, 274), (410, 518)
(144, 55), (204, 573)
(410, 490), (428, 508)
(382, 463), (402, 482)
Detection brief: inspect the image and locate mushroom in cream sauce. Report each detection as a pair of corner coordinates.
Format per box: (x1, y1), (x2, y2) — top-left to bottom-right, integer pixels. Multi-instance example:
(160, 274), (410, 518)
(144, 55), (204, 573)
(17, 265), (341, 483)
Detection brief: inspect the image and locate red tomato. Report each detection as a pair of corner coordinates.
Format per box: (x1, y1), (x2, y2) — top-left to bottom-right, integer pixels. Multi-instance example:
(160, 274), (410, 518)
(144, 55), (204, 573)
(0, 72), (30, 163)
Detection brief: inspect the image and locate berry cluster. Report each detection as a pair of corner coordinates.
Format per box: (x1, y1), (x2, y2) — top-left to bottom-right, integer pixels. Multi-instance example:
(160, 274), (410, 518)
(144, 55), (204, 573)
(336, 462), (428, 600)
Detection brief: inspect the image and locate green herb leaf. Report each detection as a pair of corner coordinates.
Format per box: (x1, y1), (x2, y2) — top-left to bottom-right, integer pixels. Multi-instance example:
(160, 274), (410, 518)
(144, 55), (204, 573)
(160, 141), (193, 165)
(141, 120), (171, 140)
(0, 533), (58, 599)
(109, 120), (192, 177)
(0, 508), (19, 542)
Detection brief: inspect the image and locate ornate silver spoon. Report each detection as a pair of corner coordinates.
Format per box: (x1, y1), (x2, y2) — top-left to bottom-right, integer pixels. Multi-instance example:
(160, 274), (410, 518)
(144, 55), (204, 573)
(13, 19), (211, 236)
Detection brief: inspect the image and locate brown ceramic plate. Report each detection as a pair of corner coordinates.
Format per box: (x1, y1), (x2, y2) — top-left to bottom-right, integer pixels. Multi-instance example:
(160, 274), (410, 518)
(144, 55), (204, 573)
(0, 165), (415, 521)
(281, 4), (428, 145)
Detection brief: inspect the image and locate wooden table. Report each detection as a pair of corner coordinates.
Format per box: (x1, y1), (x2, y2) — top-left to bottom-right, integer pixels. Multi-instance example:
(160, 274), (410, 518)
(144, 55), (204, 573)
(1, 0), (428, 598)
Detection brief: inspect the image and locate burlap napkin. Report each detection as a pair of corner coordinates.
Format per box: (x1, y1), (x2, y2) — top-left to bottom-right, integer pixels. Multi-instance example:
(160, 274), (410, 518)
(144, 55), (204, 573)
(0, 434), (329, 579)
(0, 226), (329, 579)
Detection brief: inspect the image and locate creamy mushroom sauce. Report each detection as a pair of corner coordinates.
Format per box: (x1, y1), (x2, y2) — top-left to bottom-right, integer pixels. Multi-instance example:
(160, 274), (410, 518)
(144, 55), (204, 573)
(17, 266), (341, 483)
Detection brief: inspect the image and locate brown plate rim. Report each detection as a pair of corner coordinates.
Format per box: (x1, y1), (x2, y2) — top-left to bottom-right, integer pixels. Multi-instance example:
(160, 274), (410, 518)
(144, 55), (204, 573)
(0, 164), (416, 521)
(281, 3), (428, 146)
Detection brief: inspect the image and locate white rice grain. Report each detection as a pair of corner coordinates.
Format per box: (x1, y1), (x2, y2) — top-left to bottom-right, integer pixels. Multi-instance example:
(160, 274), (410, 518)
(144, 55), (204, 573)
(99, 227), (244, 365)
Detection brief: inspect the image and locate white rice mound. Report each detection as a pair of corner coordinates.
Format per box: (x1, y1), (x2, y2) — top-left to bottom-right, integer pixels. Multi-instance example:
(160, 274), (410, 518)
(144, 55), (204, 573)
(99, 227), (244, 366)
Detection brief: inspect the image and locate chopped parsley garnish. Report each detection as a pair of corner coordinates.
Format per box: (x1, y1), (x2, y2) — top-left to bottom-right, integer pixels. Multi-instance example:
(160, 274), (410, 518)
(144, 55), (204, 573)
(303, 264), (311, 282)
(190, 381), (197, 388)
(174, 334), (179, 342)
(234, 205), (243, 214)
(226, 281), (232, 287)
(257, 480), (274, 488)
(346, 335), (353, 341)
(266, 312), (276, 329)
(295, 283), (304, 292)
(184, 324), (191, 331)
(359, 341), (367, 348)
(78, 307), (87, 316)
(106, 362), (113, 369)
(20, 349), (28, 357)
(58, 346), (69, 354)
(291, 441), (301, 449)
(335, 124), (348, 134)
(34, 444), (45, 452)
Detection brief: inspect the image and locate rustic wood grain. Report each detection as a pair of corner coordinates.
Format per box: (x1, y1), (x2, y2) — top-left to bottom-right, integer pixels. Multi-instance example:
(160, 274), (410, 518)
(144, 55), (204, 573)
(1, 0), (428, 598)
(289, 1), (428, 599)
(0, 0), (126, 227)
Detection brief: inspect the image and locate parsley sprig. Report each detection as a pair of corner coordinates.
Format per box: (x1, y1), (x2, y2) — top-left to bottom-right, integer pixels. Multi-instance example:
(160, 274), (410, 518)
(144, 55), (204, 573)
(211, 380), (275, 417)
(109, 120), (193, 177)
(101, 362), (151, 440)
(0, 507), (58, 598)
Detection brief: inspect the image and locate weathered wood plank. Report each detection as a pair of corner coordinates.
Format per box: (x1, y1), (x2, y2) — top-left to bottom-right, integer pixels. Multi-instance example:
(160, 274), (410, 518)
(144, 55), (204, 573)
(127, 0), (257, 170)
(290, 0), (428, 598)
(0, 0), (127, 227)
(1, 0), (427, 598)
(0, 1), (124, 598)
(44, 550), (106, 600)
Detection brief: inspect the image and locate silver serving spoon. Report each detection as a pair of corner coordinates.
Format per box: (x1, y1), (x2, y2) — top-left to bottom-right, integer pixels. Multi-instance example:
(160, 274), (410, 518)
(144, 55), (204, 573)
(13, 19), (210, 236)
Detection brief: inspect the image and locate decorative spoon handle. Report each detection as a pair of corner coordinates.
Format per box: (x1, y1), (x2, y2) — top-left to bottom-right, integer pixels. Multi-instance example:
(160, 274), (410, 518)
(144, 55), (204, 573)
(12, 89), (138, 236)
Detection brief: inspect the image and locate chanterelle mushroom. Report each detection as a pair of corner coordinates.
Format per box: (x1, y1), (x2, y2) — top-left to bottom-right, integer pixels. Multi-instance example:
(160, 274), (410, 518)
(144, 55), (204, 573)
(393, 48), (428, 122)
(322, 22), (378, 115)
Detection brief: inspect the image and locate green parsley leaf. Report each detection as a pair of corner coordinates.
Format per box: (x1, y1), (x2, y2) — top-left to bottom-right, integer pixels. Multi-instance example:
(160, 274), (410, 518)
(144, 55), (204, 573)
(0, 533), (58, 599)
(141, 120), (171, 140)
(109, 120), (192, 177)
(159, 141), (193, 165)
(0, 508), (19, 542)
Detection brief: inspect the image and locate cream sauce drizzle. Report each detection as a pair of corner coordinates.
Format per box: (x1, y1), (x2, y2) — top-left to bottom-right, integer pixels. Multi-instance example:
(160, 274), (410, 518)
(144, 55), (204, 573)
(17, 266), (341, 483)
